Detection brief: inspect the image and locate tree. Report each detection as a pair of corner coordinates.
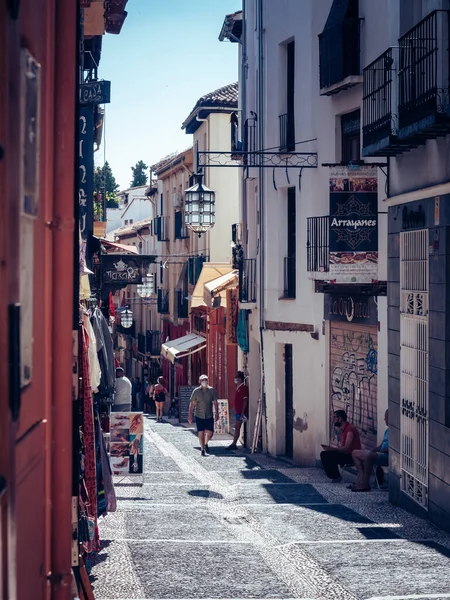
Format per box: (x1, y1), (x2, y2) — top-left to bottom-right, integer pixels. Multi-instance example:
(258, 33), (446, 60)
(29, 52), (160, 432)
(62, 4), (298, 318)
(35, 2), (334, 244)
(94, 161), (120, 208)
(130, 160), (149, 188)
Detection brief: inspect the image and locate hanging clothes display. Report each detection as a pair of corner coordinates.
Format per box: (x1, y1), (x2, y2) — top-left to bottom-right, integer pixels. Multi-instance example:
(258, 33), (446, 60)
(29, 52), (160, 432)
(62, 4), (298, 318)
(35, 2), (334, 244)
(91, 306), (116, 398)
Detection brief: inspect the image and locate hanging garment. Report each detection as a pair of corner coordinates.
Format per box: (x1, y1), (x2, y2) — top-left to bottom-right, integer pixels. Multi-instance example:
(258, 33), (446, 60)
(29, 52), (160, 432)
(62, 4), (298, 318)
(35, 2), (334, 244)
(237, 309), (249, 353)
(83, 312), (102, 393)
(79, 326), (99, 551)
(91, 307), (115, 396)
(98, 418), (116, 513)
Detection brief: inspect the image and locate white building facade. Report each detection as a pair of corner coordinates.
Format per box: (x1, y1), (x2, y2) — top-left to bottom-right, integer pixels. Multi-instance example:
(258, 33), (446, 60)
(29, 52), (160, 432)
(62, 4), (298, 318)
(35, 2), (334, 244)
(106, 184), (153, 233)
(229, 0), (389, 465)
(227, 0), (450, 533)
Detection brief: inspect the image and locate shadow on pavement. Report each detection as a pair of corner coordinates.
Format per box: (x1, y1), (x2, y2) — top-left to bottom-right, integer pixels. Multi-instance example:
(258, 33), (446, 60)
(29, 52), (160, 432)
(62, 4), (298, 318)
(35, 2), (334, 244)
(188, 489), (224, 500)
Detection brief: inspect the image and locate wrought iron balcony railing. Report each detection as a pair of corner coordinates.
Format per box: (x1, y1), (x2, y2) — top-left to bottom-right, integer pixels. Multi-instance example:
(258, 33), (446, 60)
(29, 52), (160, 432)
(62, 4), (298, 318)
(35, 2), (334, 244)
(362, 48), (400, 156)
(154, 215), (170, 242)
(175, 289), (189, 319)
(146, 330), (161, 356)
(279, 113), (295, 152)
(306, 216), (330, 273)
(239, 258), (257, 304)
(283, 255), (296, 299)
(319, 17), (360, 93)
(157, 288), (169, 314)
(398, 10), (450, 138)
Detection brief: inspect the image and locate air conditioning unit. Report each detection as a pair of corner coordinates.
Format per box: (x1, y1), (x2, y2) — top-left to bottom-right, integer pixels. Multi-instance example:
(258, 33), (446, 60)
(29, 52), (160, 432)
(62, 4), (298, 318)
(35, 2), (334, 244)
(172, 193), (183, 208)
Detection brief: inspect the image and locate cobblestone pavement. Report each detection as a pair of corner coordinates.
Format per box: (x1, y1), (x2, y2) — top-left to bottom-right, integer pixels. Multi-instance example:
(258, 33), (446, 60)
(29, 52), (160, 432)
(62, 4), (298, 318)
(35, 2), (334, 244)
(90, 417), (450, 600)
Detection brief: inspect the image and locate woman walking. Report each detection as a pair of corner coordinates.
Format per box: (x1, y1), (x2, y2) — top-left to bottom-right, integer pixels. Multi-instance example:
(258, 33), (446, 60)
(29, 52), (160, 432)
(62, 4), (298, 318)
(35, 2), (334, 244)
(153, 376), (168, 422)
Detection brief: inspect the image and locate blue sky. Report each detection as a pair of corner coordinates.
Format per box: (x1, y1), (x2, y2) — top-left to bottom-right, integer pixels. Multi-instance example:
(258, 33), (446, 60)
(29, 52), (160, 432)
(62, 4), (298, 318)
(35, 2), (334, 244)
(97, 0), (240, 189)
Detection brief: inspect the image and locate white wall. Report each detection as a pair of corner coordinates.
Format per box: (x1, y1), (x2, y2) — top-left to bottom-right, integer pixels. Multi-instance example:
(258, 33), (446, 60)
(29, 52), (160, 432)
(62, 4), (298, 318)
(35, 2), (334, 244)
(240, 0), (390, 463)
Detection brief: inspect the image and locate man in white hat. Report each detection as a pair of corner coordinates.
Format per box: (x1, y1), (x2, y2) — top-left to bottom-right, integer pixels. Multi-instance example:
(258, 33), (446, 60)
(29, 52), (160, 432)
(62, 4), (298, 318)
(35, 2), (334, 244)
(188, 374), (219, 456)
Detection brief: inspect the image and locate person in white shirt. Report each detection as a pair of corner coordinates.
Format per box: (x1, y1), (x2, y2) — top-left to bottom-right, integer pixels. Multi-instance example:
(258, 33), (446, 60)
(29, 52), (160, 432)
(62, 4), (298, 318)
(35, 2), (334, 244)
(113, 368), (132, 412)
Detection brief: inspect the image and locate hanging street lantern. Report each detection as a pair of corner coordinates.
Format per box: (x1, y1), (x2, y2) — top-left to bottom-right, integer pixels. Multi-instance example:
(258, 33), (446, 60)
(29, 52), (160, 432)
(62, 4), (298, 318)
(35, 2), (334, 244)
(136, 273), (155, 298)
(120, 307), (133, 328)
(184, 172), (216, 237)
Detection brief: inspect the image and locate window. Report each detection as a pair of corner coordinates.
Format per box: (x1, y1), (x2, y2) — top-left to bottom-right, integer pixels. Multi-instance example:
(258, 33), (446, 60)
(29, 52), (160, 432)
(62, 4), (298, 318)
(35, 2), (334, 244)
(279, 40), (295, 151)
(319, 0), (360, 92)
(124, 219), (129, 225)
(160, 193), (163, 215)
(129, 219), (133, 225)
(174, 210), (186, 239)
(283, 187), (296, 298)
(341, 109), (360, 163)
(160, 261), (164, 285)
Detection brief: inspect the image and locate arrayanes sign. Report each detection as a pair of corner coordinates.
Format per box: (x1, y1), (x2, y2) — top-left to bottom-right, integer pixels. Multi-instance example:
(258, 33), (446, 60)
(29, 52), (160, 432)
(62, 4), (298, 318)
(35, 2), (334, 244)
(329, 166), (378, 283)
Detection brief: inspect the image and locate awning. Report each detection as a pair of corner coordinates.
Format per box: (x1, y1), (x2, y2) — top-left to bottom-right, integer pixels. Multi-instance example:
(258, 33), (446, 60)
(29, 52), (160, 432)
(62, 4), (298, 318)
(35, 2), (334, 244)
(203, 270), (238, 308)
(161, 333), (207, 364)
(191, 263), (234, 308)
(100, 239), (139, 255)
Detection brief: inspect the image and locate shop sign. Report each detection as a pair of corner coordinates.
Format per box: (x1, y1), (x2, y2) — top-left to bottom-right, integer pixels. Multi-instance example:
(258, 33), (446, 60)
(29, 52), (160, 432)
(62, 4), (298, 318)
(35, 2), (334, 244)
(324, 293), (377, 325)
(80, 80), (111, 105)
(329, 166), (378, 283)
(102, 255), (143, 284)
(79, 106), (94, 239)
(215, 400), (230, 434)
(225, 288), (238, 345)
(109, 412), (144, 478)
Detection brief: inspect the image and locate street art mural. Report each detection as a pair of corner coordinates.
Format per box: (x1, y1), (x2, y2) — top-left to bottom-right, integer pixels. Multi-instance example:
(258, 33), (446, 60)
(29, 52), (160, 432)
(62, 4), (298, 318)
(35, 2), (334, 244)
(329, 322), (378, 449)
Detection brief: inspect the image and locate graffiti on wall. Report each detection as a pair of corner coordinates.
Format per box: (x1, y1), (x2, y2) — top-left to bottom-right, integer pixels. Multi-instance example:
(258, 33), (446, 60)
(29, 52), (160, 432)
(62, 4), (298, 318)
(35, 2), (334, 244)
(329, 323), (378, 449)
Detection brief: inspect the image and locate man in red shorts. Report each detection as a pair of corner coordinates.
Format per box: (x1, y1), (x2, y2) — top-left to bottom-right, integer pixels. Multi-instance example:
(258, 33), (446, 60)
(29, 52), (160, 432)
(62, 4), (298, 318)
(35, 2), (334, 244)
(228, 371), (249, 450)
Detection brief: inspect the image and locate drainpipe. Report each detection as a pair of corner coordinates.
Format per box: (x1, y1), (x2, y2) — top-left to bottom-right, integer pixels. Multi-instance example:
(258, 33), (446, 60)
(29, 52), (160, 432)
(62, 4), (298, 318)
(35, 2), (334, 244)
(51, 0), (77, 597)
(257, 0), (267, 451)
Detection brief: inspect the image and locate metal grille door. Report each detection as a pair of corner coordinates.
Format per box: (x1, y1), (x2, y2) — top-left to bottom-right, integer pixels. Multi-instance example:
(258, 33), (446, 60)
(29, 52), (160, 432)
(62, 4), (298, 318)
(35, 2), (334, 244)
(400, 229), (429, 508)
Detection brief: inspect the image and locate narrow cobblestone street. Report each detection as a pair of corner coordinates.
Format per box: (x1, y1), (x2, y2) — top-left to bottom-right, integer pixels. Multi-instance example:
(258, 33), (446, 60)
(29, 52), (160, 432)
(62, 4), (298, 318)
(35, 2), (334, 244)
(91, 418), (450, 600)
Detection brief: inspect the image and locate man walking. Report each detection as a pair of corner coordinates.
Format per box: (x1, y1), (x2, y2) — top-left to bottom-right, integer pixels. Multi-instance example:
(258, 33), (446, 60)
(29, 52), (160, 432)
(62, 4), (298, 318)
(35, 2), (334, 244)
(228, 371), (249, 450)
(188, 374), (219, 456)
(320, 410), (361, 482)
(113, 367), (132, 412)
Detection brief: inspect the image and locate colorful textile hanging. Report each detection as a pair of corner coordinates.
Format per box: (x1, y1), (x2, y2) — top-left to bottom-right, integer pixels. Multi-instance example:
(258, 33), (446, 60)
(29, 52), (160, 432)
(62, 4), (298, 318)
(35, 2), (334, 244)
(237, 309), (249, 353)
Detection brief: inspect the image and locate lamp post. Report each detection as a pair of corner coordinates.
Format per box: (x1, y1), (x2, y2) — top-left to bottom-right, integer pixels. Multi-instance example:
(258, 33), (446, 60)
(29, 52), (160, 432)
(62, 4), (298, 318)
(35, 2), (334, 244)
(136, 273), (155, 298)
(120, 307), (133, 329)
(184, 172), (216, 237)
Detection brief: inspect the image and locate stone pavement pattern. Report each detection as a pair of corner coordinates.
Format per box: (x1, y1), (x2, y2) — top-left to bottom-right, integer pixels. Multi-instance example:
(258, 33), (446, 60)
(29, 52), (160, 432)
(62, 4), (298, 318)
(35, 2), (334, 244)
(91, 418), (450, 600)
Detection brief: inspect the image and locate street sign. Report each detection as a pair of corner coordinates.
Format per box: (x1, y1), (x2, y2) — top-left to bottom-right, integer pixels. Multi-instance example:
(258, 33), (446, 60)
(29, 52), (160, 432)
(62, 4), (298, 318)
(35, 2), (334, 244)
(80, 80), (111, 105)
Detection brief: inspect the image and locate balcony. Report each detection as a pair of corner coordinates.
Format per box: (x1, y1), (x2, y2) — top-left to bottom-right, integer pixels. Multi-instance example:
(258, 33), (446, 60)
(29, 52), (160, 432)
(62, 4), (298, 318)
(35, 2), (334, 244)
(157, 288), (169, 314)
(238, 258), (257, 304)
(319, 16), (361, 96)
(279, 113), (295, 152)
(362, 48), (410, 156)
(146, 330), (161, 356)
(154, 215), (170, 242)
(283, 256), (296, 299)
(398, 10), (450, 140)
(188, 255), (208, 286)
(175, 289), (189, 319)
(306, 216), (330, 275)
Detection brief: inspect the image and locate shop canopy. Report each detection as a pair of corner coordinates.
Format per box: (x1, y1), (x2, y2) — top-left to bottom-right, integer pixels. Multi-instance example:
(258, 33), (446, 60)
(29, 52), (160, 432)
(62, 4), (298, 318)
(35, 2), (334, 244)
(191, 263), (234, 308)
(100, 239), (139, 255)
(161, 333), (207, 364)
(203, 269), (238, 308)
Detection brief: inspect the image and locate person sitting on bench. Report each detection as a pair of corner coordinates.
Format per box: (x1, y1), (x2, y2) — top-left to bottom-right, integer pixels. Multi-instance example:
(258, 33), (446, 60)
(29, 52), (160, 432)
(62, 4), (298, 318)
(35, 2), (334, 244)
(320, 410), (361, 482)
(349, 409), (389, 492)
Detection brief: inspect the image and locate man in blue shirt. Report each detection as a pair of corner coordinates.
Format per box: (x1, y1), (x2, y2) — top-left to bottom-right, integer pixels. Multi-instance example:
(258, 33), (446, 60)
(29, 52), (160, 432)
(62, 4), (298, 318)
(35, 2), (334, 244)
(349, 409), (389, 492)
